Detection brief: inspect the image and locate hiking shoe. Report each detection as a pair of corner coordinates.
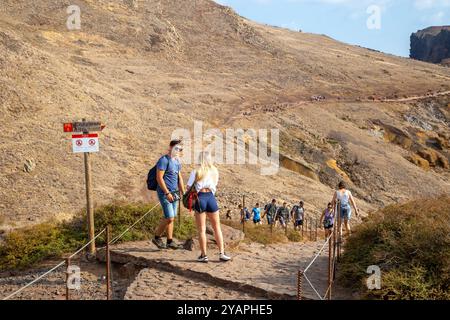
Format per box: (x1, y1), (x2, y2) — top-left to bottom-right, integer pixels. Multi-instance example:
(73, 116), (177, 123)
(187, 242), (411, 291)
(152, 238), (167, 250)
(167, 241), (182, 250)
(219, 253), (231, 262)
(197, 255), (209, 263)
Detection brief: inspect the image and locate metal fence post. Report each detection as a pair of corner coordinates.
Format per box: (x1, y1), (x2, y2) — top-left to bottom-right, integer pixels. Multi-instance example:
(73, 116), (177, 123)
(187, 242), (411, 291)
(106, 225), (111, 300)
(242, 195), (246, 234)
(315, 219), (318, 241)
(297, 270), (303, 300)
(178, 196), (181, 227)
(332, 218), (337, 281)
(65, 258), (71, 300)
(304, 218), (307, 240)
(327, 234), (332, 300)
(337, 201), (342, 261)
(301, 220), (304, 239)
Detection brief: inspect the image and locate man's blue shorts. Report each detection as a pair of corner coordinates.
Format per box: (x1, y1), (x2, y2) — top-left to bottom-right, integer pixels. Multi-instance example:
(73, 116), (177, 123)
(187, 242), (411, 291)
(157, 192), (179, 219)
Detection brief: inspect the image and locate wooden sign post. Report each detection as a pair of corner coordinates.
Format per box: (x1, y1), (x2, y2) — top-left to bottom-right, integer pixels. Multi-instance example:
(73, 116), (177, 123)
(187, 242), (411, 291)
(64, 119), (105, 255)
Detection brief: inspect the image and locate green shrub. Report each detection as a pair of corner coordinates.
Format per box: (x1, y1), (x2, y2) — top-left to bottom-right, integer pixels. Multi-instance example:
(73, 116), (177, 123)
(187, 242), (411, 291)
(339, 195), (450, 300)
(286, 228), (303, 242)
(0, 202), (196, 271)
(0, 222), (85, 271)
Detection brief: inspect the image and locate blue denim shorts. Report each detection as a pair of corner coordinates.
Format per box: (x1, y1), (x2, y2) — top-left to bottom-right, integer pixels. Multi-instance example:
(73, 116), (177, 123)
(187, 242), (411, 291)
(157, 192), (179, 219)
(340, 205), (352, 220)
(194, 192), (219, 213)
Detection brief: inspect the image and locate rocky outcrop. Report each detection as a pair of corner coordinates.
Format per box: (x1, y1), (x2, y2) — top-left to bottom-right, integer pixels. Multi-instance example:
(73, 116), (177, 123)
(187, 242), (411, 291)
(410, 26), (450, 64)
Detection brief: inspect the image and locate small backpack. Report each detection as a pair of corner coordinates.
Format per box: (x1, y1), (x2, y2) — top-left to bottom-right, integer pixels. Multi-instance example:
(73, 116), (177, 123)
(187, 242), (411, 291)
(182, 170), (199, 212)
(245, 208), (251, 220)
(146, 155), (170, 191)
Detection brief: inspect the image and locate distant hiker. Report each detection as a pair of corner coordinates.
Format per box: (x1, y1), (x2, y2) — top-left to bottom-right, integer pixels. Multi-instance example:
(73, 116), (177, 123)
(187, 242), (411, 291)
(151, 139), (185, 250)
(238, 204), (251, 223)
(187, 151), (231, 263)
(291, 201), (306, 231)
(245, 207), (251, 221)
(275, 202), (290, 228)
(238, 204), (243, 222)
(252, 203), (262, 225)
(320, 202), (335, 238)
(262, 199), (277, 225)
(226, 209), (232, 220)
(331, 181), (360, 236)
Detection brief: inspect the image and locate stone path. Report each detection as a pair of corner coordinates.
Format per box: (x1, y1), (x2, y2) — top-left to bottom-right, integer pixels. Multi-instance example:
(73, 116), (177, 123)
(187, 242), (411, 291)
(102, 240), (352, 300)
(125, 268), (264, 300)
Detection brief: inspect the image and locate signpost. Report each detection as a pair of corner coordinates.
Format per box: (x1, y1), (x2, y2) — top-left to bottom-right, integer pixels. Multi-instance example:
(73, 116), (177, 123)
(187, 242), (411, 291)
(64, 119), (105, 256)
(72, 134), (99, 153)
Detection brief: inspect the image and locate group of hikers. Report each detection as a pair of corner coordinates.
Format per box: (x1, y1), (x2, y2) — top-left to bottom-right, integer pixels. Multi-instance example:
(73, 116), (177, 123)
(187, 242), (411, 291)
(148, 139), (360, 264)
(233, 185), (360, 239)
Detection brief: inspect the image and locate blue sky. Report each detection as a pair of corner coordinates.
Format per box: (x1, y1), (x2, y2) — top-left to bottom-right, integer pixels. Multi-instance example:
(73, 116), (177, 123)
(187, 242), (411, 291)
(214, 0), (450, 57)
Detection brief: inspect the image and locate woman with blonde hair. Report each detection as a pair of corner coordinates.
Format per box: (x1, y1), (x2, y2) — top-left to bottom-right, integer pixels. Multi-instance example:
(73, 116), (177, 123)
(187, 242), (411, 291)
(187, 151), (231, 263)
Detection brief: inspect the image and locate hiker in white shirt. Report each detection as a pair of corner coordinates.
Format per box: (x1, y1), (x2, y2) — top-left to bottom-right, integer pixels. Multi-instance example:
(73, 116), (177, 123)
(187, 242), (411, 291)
(187, 151), (231, 263)
(331, 181), (360, 236)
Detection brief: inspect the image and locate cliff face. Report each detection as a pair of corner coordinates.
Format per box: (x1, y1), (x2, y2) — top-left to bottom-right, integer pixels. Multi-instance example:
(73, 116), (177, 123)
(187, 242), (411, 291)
(410, 26), (450, 64)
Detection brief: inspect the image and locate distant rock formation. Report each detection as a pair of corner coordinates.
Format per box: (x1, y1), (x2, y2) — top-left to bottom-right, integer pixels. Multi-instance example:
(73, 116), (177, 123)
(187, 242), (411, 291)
(410, 26), (450, 64)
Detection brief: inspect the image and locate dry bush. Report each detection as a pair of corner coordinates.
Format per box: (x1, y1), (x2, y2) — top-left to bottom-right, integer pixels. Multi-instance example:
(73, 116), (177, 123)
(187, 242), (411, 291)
(339, 195), (450, 300)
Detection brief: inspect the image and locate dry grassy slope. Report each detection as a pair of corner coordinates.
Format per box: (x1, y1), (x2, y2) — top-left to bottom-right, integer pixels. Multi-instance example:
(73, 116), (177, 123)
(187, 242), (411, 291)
(0, 0), (449, 229)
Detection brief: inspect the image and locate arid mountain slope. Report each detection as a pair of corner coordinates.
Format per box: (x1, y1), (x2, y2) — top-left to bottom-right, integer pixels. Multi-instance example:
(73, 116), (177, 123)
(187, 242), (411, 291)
(1, 0), (449, 229)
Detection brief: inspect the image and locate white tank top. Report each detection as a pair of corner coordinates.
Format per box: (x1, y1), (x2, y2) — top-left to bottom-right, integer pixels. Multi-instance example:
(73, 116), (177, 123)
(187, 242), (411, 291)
(336, 190), (351, 207)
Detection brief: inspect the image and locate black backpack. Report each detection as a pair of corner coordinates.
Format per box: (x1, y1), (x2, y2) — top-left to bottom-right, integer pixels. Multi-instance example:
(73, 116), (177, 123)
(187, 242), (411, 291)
(146, 156), (170, 191)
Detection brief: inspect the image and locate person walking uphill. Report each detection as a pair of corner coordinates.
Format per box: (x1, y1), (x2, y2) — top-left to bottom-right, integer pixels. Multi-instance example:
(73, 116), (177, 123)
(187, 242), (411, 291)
(187, 151), (231, 263)
(262, 199), (277, 225)
(152, 140), (185, 250)
(320, 202), (334, 238)
(331, 181), (360, 236)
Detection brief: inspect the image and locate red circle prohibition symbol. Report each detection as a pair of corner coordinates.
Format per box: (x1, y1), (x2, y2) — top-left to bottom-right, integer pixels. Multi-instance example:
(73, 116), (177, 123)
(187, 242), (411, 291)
(89, 139), (96, 146)
(76, 140), (83, 147)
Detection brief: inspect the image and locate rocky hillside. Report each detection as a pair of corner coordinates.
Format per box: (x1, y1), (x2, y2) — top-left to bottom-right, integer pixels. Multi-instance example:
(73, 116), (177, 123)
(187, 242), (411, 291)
(1, 0), (450, 230)
(410, 26), (450, 64)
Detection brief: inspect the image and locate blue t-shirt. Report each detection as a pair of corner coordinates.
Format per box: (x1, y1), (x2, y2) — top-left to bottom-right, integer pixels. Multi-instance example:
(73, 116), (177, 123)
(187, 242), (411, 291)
(156, 155), (181, 195)
(252, 208), (261, 220)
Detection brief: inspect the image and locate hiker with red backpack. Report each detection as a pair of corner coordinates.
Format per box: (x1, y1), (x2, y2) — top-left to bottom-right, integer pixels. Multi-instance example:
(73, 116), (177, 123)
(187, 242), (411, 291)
(186, 151), (231, 263)
(148, 139), (185, 250)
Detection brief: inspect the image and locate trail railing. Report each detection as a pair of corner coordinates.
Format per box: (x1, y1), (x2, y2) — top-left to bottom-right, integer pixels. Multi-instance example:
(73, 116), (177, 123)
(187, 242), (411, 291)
(297, 200), (342, 300)
(2, 203), (162, 301)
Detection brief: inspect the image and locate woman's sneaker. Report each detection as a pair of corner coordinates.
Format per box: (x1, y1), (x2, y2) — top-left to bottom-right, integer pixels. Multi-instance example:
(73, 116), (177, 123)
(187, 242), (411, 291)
(219, 253), (231, 262)
(197, 255), (209, 263)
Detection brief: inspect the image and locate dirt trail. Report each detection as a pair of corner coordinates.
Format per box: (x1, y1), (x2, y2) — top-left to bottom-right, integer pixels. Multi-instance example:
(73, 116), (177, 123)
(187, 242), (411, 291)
(382, 90), (450, 102)
(98, 239), (352, 300)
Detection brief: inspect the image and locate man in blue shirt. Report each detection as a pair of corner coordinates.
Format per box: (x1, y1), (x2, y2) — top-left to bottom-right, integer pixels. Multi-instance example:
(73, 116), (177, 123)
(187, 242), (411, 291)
(252, 203), (261, 225)
(152, 139), (185, 250)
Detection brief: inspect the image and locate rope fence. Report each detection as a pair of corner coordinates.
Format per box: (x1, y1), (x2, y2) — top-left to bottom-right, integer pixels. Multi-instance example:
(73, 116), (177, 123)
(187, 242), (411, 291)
(2, 203), (162, 301)
(4, 194), (340, 301)
(297, 200), (342, 301)
(297, 231), (334, 300)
